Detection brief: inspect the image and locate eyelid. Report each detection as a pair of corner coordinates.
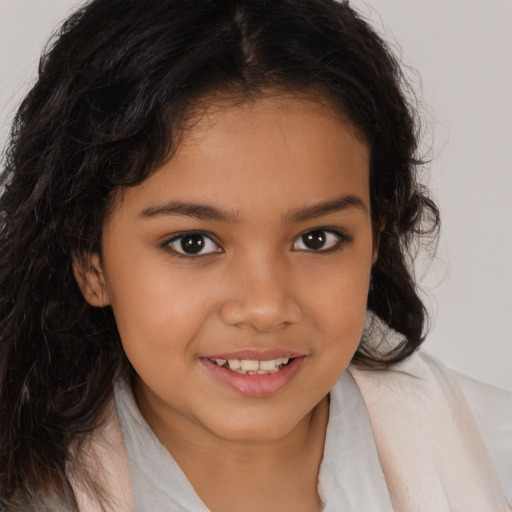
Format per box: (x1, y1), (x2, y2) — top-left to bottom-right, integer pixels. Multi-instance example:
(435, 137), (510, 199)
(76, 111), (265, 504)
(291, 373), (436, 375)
(292, 227), (351, 252)
(162, 230), (223, 258)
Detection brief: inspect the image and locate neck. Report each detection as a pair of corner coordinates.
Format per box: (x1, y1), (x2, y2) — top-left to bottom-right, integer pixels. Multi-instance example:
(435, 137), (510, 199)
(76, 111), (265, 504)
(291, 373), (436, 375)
(135, 381), (329, 512)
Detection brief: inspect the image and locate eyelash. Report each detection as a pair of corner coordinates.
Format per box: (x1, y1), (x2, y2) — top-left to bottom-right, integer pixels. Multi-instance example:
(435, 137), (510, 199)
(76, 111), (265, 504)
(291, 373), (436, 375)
(292, 228), (351, 253)
(162, 231), (222, 259)
(162, 228), (351, 259)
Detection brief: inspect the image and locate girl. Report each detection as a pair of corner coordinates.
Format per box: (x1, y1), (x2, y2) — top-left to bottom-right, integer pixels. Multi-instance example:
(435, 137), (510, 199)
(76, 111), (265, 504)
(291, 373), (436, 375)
(0, 0), (510, 510)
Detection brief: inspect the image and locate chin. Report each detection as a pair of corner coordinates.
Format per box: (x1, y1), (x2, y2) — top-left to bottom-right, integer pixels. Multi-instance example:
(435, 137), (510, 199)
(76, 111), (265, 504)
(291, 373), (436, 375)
(201, 402), (318, 445)
(201, 413), (298, 444)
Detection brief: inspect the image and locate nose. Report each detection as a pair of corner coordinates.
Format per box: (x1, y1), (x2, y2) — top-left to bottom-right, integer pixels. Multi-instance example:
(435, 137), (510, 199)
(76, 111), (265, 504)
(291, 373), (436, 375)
(219, 255), (303, 333)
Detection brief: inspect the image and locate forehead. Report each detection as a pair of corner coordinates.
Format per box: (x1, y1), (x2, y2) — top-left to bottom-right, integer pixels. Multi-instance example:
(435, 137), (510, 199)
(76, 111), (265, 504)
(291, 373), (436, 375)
(109, 95), (371, 221)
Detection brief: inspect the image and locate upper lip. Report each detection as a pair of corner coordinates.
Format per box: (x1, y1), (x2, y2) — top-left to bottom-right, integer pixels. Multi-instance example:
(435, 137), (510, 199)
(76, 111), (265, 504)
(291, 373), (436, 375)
(202, 349), (306, 361)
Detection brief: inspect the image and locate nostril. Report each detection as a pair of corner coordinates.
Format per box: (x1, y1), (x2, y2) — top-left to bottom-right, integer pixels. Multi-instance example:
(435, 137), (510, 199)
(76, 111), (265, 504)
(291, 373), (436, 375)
(219, 295), (301, 331)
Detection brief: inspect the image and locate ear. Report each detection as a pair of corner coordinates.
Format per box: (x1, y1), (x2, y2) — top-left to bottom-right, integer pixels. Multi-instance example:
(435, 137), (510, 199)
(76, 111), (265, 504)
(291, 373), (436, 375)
(72, 253), (111, 307)
(372, 242), (379, 265)
(371, 232), (380, 265)
(371, 219), (385, 265)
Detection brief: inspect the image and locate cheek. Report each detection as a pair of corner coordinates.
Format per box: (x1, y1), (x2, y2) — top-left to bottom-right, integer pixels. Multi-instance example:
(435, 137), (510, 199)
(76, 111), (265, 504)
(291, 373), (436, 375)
(104, 261), (218, 362)
(299, 253), (372, 355)
(302, 251), (372, 316)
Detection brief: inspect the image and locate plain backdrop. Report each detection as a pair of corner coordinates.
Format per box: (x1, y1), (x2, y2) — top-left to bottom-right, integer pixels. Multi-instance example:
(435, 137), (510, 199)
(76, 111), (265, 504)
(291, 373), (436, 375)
(0, 0), (511, 391)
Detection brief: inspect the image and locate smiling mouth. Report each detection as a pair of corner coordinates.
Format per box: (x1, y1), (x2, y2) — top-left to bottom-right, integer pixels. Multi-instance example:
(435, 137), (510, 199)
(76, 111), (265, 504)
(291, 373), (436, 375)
(209, 357), (294, 375)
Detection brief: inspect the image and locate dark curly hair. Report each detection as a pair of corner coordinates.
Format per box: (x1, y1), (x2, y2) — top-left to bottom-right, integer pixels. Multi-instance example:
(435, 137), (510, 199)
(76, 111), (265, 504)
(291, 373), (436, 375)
(0, 0), (439, 509)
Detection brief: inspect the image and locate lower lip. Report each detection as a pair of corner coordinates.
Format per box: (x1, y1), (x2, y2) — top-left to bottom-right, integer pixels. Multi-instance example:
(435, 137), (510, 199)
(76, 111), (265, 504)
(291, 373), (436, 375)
(201, 357), (305, 397)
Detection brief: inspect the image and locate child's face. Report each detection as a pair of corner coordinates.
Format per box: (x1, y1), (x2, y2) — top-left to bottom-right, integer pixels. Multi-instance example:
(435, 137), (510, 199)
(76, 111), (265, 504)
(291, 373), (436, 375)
(81, 95), (374, 444)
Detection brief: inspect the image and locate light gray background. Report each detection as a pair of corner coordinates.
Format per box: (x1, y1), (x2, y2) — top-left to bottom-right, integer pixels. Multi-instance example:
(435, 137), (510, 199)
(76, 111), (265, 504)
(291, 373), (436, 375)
(1, 0), (511, 391)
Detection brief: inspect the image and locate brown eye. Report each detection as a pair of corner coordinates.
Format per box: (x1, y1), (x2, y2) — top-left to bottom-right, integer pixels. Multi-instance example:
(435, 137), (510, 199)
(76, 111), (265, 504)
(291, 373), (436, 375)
(292, 229), (346, 252)
(181, 234), (206, 254)
(302, 230), (327, 250)
(167, 232), (221, 256)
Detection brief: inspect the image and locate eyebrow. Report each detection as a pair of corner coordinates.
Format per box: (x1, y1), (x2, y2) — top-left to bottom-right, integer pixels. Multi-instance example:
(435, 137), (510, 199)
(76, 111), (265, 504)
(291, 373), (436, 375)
(287, 194), (367, 222)
(139, 194), (366, 223)
(139, 201), (240, 223)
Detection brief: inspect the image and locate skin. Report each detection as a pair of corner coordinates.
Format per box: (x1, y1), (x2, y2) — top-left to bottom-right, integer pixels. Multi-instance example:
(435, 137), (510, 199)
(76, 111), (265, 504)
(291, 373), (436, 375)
(76, 94), (374, 511)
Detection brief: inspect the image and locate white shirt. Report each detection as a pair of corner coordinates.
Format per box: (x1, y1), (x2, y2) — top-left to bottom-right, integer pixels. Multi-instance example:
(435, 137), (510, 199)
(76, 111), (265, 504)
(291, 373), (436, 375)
(113, 353), (512, 511)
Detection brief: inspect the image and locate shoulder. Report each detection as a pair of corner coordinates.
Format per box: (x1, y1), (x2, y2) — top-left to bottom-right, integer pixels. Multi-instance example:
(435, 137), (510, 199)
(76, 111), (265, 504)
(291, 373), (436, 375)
(421, 353), (512, 505)
(349, 350), (512, 507)
(417, 351), (512, 422)
(412, 353), (512, 460)
(69, 397), (133, 512)
(448, 360), (512, 503)
(416, 351), (512, 413)
(450, 363), (512, 426)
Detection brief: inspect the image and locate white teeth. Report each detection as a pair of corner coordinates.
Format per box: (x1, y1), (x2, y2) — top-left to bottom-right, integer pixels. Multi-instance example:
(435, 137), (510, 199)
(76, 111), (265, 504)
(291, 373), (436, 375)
(227, 359), (241, 370)
(216, 357), (293, 374)
(259, 359), (277, 371)
(240, 360), (259, 372)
